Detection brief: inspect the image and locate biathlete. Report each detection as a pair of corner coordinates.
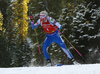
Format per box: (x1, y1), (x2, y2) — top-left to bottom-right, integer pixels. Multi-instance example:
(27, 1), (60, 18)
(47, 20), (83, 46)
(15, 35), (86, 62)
(30, 11), (78, 66)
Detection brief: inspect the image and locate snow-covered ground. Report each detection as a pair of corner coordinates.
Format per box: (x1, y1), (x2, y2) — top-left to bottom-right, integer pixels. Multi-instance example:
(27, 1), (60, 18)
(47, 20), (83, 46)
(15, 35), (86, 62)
(0, 64), (100, 74)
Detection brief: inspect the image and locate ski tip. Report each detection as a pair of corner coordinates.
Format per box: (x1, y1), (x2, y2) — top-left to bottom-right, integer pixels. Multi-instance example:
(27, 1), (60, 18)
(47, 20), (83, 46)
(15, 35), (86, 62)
(57, 64), (63, 66)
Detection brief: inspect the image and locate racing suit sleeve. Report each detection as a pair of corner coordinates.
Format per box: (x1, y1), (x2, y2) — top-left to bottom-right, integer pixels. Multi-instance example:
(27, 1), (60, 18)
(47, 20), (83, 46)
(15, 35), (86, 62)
(31, 19), (41, 30)
(49, 17), (62, 30)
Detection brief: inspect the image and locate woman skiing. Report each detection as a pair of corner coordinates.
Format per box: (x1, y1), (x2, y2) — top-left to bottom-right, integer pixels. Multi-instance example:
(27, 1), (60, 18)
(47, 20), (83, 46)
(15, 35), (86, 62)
(30, 11), (78, 66)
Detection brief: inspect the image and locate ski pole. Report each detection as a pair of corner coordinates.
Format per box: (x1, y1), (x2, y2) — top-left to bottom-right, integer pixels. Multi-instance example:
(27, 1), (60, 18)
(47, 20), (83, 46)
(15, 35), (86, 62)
(34, 29), (41, 55)
(31, 20), (43, 65)
(63, 35), (82, 56)
(58, 30), (88, 63)
(29, 4), (43, 64)
(34, 29), (43, 65)
(29, 10), (42, 55)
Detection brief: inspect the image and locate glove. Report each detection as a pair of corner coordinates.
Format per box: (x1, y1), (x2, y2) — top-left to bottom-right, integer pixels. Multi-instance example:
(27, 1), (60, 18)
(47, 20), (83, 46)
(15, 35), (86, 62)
(30, 16), (34, 20)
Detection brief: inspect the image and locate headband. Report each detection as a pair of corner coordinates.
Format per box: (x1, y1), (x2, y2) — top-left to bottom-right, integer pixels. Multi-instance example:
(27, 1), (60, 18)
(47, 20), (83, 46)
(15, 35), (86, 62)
(40, 14), (47, 19)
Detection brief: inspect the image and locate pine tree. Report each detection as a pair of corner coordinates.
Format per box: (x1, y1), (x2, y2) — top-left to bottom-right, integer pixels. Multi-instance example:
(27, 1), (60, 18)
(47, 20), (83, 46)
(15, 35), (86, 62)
(0, 11), (11, 67)
(72, 2), (100, 63)
(57, 1), (78, 64)
(5, 0), (32, 67)
(0, 11), (3, 30)
(12, 0), (32, 66)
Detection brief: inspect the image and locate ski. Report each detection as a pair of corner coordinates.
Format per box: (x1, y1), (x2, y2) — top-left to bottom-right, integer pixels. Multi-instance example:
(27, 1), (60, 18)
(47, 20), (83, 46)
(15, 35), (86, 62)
(57, 64), (66, 66)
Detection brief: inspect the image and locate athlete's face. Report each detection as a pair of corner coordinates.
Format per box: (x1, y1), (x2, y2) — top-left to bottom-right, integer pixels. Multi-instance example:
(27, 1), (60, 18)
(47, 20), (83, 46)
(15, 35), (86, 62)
(40, 14), (47, 22)
(42, 17), (47, 22)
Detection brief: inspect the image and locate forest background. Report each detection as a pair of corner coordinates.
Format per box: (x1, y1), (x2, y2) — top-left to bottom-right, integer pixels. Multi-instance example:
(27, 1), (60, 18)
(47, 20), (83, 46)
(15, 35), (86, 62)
(0, 0), (100, 67)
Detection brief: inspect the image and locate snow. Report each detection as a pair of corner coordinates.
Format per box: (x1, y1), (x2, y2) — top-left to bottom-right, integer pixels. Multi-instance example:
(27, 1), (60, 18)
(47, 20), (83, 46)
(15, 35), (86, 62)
(0, 64), (100, 74)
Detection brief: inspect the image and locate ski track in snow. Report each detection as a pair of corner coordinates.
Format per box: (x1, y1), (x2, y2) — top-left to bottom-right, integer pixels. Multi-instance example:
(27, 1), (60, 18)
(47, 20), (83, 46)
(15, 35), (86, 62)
(0, 64), (100, 74)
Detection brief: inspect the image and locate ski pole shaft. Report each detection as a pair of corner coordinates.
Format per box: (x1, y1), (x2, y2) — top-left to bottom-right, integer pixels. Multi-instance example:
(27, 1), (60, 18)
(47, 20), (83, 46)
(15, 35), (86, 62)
(35, 33), (41, 55)
(34, 26), (43, 65)
(29, 4), (43, 65)
(66, 36), (88, 63)
(58, 30), (88, 63)
(62, 35), (82, 56)
(58, 30), (82, 56)
(34, 25), (42, 55)
(38, 45), (41, 54)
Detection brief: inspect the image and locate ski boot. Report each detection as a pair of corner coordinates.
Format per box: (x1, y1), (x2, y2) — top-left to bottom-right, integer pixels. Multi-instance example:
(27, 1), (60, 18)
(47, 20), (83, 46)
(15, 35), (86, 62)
(46, 59), (52, 66)
(71, 58), (80, 65)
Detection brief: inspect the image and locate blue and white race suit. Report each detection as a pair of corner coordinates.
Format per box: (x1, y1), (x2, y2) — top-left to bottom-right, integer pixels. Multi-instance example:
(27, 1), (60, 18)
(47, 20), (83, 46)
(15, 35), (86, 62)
(31, 16), (73, 60)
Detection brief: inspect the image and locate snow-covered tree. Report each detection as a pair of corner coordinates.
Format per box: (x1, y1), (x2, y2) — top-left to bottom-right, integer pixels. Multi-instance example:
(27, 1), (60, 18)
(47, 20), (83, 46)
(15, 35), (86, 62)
(5, 0), (32, 67)
(0, 11), (11, 67)
(72, 2), (100, 63)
